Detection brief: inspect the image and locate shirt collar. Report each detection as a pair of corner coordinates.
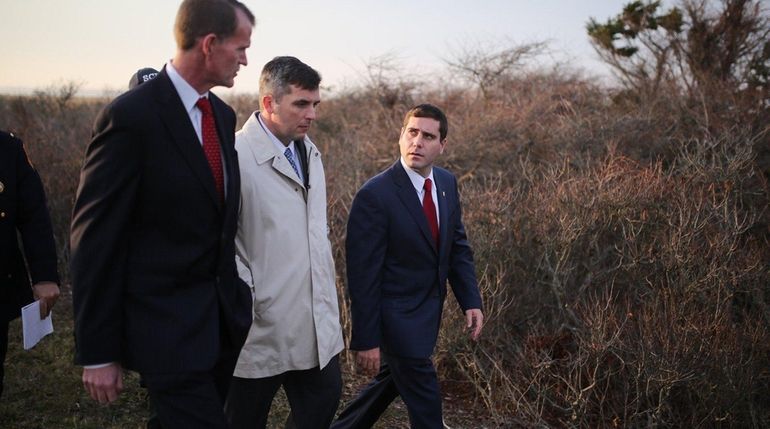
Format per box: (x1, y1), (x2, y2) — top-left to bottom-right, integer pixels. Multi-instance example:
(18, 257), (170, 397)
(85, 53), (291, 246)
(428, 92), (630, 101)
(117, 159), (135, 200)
(400, 157), (434, 194)
(166, 61), (209, 114)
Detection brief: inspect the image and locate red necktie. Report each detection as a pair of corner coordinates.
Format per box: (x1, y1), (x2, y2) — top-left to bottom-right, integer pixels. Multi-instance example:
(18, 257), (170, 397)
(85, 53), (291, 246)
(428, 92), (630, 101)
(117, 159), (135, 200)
(423, 178), (439, 247)
(196, 97), (224, 203)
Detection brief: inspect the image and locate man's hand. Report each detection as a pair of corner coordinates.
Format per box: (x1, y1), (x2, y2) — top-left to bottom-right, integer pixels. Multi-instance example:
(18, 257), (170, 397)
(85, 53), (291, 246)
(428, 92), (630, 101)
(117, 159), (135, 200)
(355, 347), (380, 377)
(32, 281), (60, 319)
(466, 308), (484, 341)
(82, 363), (123, 404)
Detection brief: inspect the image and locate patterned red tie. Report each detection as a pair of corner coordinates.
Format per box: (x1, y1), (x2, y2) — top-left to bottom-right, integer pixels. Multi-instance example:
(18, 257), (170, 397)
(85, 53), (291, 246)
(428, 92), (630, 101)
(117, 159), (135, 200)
(196, 97), (224, 203)
(423, 178), (439, 247)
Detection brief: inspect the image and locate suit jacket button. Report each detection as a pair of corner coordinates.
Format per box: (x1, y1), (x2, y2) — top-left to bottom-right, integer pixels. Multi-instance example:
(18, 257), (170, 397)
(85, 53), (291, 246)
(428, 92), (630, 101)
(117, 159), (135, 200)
(0, 181), (4, 193)
(0, 212), (5, 218)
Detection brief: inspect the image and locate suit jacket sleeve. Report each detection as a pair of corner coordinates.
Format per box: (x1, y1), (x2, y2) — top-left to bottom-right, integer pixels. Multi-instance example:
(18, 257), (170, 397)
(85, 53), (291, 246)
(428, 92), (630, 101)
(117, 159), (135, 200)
(70, 101), (143, 365)
(447, 175), (482, 312)
(15, 139), (59, 285)
(345, 184), (388, 351)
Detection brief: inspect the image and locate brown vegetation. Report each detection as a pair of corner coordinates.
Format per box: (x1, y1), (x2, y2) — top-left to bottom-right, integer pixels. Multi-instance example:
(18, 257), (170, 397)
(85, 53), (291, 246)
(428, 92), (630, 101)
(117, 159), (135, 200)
(1, 2), (769, 426)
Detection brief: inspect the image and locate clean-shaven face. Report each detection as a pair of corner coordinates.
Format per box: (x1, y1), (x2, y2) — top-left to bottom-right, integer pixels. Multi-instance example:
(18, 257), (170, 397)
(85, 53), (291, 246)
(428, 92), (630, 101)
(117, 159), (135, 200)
(208, 8), (251, 88)
(269, 85), (321, 144)
(399, 116), (445, 177)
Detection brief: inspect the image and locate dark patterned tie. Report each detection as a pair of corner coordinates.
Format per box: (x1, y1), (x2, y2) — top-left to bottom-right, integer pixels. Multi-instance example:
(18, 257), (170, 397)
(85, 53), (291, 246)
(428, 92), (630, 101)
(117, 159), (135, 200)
(284, 147), (301, 179)
(196, 97), (224, 203)
(423, 178), (439, 247)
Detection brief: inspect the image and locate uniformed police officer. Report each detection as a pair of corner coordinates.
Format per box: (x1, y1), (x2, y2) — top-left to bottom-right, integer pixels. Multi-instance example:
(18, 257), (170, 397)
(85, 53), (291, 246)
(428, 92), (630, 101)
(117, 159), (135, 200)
(0, 130), (60, 398)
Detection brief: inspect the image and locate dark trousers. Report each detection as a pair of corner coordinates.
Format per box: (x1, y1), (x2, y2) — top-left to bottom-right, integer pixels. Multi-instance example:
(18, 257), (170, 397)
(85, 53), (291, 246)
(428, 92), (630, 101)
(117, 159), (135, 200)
(225, 354), (342, 429)
(331, 352), (443, 429)
(141, 340), (241, 429)
(0, 319), (8, 399)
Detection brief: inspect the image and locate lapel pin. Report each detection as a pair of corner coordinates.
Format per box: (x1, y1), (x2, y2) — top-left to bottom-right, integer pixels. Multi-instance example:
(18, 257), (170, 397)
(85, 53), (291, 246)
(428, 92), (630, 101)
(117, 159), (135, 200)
(442, 191), (445, 197)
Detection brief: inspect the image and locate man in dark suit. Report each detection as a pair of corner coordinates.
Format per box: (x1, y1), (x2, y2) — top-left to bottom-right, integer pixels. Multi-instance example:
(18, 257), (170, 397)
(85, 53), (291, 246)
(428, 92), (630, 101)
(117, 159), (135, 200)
(0, 130), (60, 399)
(70, 1), (254, 427)
(333, 104), (484, 428)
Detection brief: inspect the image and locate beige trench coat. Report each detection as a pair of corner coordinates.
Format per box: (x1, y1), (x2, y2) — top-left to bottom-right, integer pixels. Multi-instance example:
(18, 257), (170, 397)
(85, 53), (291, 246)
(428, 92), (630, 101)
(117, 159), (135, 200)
(232, 113), (344, 378)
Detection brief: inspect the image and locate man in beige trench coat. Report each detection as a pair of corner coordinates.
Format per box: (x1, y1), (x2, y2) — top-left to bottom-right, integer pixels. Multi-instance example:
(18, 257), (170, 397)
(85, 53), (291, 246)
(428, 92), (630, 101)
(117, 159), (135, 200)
(224, 56), (344, 429)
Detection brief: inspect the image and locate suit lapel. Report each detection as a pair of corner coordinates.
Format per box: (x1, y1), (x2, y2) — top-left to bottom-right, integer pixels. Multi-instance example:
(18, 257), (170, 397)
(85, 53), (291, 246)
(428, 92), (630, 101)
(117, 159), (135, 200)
(391, 161), (438, 254)
(156, 71), (221, 209)
(434, 171), (450, 259)
(273, 153), (304, 187)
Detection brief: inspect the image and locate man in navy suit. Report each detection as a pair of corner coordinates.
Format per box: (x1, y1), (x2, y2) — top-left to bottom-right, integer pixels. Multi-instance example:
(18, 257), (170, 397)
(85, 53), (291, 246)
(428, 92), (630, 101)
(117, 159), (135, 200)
(70, 1), (254, 427)
(333, 104), (484, 428)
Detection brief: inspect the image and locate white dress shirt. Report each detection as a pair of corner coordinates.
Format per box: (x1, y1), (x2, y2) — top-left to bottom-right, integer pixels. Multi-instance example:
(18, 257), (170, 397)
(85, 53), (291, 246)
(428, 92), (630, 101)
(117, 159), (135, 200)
(166, 61), (208, 144)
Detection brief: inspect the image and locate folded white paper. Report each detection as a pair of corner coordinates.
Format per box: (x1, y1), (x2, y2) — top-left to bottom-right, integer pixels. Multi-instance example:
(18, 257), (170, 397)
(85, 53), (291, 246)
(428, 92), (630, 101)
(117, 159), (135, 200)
(21, 301), (54, 350)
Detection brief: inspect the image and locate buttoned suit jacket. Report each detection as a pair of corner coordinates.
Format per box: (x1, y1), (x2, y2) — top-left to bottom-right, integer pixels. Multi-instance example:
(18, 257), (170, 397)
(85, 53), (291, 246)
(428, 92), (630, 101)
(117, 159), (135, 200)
(346, 160), (482, 359)
(70, 69), (251, 373)
(0, 131), (59, 323)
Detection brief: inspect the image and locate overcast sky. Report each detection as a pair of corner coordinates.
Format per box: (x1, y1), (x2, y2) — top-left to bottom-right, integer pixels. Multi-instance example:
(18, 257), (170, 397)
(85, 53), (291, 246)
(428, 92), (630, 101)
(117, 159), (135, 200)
(0, 0), (652, 96)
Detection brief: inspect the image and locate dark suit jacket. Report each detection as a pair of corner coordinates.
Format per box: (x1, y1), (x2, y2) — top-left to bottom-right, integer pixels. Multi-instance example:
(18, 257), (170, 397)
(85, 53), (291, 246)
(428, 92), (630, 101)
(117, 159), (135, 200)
(0, 131), (59, 323)
(345, 160), (482, 359)
(70, 69), (251, 373)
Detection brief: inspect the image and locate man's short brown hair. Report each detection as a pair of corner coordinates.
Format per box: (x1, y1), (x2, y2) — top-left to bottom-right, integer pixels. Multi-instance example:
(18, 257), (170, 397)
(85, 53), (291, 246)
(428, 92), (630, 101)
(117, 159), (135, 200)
(174, 0), (255, 51)
(403, 104), (448, 141)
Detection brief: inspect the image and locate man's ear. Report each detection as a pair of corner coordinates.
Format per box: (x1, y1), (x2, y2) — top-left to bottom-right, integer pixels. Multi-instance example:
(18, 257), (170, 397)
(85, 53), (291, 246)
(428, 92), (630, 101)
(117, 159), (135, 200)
(200, 33), (217, 57)
(439, 138), (447, 154)
(262, 94), (274, 114)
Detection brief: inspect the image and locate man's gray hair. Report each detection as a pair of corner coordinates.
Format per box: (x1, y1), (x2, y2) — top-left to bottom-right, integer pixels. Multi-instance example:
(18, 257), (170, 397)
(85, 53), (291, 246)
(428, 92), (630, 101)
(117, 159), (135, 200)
(259, 56), (321, 109)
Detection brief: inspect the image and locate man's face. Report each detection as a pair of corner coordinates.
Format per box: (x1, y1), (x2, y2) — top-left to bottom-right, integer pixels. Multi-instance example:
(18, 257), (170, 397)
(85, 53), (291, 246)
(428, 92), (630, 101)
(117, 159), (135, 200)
(399, 116), (445, 177)
(207, 8), (251, 88)
(265, 85), (321, 144)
